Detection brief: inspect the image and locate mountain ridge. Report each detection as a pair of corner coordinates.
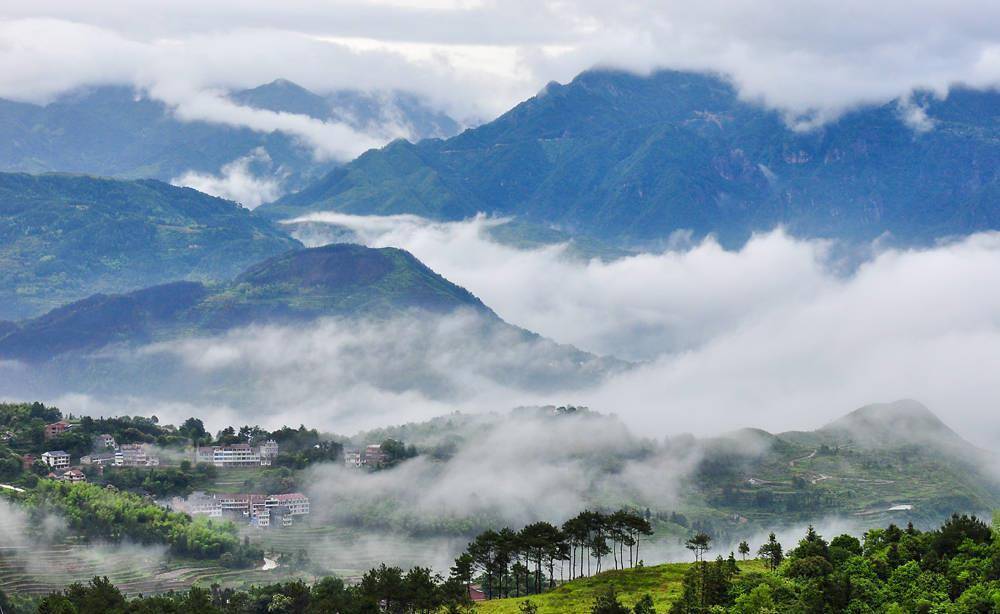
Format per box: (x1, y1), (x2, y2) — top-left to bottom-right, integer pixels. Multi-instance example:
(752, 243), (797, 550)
(258, 69), (1000, 247)
(0, 172), (301, 320)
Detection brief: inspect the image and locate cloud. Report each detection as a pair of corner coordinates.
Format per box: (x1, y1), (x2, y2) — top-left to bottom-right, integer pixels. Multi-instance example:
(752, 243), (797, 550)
(283, 214), (1000, 447)
(2, 2), (1000, 127)
(172, 147), (286, 209)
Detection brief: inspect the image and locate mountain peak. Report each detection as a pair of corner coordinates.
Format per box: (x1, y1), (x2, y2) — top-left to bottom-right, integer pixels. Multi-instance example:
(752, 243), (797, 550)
(819, 399), (970, 450)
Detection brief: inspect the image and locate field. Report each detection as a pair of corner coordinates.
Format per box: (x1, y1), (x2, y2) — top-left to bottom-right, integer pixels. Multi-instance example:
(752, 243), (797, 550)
(476, 561), (765, 614)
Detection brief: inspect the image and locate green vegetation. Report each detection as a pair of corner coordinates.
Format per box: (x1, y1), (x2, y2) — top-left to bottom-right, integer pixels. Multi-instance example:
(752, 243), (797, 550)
(28, 481), (261, 566)
(0, 172), (300, 319)
(0, 243), (494, 362)
(260, 69), (1000, 248)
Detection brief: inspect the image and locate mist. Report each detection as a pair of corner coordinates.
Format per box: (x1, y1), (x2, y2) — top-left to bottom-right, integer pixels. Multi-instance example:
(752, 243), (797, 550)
(280, 213), (1000, 446)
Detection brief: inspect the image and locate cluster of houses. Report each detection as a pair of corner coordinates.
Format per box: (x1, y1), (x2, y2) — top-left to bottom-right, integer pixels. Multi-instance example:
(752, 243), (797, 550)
(38, 427), (165, 483)
(80, 435), (161, 468)
(343, 444), (388, 468)
(171, 491), (310, 528)
(194, 440), (280, 467)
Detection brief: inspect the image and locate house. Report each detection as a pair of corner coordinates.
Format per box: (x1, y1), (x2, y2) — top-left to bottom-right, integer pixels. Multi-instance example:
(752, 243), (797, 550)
(196, 443), (269, 467)
(259, 440), (279, 461)
(468, 585), (487, 602)
(58, 469), (87, 483)
(41, 451), (71, 469)
(96, 434), (117, 449)
(344, 449), (363, 468)
(81, 452), (116, 466)
(115, 443), (159, 467)
(21, 455), (34, 470)
(363, 444), (388, 466)
(172, 492), (224, 517)
(44, 421), (72, 440)
(265, 493), (310, 516)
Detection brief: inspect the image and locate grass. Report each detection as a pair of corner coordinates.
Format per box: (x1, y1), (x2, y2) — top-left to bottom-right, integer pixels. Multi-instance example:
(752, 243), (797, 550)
(476, 561), (764, 614)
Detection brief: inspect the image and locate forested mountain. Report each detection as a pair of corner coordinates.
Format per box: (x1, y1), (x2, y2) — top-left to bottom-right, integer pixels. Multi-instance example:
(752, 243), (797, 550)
(0, 173), (300, 319)
(0, 243), (490, 361)
(0, 80), (458, 193)
(260, 69), (1000, 246)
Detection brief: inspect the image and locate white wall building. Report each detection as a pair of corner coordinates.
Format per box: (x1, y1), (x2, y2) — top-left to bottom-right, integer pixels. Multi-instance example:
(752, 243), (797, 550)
(41, 451), (70, 469)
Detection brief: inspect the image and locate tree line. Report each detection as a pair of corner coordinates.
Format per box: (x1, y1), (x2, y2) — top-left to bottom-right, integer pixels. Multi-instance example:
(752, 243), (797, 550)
(451, 508), (654, 600)
(670, 513), (1000, 612)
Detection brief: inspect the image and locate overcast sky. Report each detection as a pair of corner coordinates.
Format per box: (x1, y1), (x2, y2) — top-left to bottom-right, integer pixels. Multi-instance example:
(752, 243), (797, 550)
(3, 0), (1000, 127)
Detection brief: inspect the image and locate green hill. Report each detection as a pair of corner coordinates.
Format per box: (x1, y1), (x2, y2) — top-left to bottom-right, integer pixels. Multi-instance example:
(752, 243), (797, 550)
(259, 69), (1000, 246)
(692, 400), (1000, 527)
(0, 172), (301, 319)
(0, 243), (493, 362)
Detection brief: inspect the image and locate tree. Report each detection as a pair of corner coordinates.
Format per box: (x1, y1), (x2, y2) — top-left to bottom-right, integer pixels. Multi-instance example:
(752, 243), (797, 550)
(591, 585), (631, 614)
(685, 532), (712, 562)
(757, 532), (783, 571)
(738, 540), (750, 560)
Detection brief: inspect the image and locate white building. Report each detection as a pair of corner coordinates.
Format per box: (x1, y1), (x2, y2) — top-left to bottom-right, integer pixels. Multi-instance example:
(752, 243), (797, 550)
(41, 451), (70, 469)
(259, 440), (279, 461)
(344, 449), (362, 468)
(96, 434), (117, 449)
(197, 444), (269, 467)
(58, 469), (87, 483)
(115, 443), (159, 467)
(266, 493), (310, 516)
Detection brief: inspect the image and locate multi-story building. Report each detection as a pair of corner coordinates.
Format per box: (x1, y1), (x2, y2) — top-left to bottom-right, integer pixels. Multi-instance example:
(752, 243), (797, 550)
(266, 493), (310, 516)
(363, 444), (388, 466)
(58, 469), (87, 483)
(96, 434), (117, 449)
(81, 452), (116, 466)
(196, 443), (274, 467)
(44, 421), (72, 440)
(41, 451), (71, 469)
(344, 449), (363, 468)
(259, 440), (279, 462)
(115, 443), (159, 467)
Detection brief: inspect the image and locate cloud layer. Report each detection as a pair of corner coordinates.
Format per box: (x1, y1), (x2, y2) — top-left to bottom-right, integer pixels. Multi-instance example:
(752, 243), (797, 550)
(2, 1), (1000, 129)
(285, 214), (1000, 446)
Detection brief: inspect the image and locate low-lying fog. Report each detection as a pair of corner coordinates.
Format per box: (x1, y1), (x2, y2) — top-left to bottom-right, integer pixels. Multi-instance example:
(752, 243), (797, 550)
(4, 214), (1000, 448)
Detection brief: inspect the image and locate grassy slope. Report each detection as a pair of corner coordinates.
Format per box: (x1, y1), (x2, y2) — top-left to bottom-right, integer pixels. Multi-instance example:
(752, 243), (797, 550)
(478, 561), (765, 614)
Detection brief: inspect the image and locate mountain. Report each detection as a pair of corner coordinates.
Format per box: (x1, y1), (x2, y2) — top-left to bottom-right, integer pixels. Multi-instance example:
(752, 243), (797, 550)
(0, 81), (460, 197)
(0, 172), (301, 320)
(232, 79), (460, 141)
(697, 400), (999, 524)
(259, 69), (1000, 246)
(0, 243), (491, 361)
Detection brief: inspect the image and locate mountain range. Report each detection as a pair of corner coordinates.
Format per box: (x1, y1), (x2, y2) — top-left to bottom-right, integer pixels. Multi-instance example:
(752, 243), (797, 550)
(0, 172), (300, 320)
(259, 69), (1000, 246)
(0, 80), (459, 197)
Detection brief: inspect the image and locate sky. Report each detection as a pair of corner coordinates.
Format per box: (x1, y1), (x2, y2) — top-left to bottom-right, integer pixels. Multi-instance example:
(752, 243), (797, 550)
(2, 1), (1000, 147)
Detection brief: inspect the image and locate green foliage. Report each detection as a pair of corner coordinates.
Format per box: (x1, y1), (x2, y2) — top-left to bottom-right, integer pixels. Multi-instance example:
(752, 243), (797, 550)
(0, 172), (300, 320)
(27, 481), (259, 565)
(261, 70), (1000, 250)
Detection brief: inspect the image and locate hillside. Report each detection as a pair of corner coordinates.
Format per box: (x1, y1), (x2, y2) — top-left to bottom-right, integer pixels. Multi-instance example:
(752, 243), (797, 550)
(0, 173), (300, 319)
(692, 400), (1000, 527)
(0, 243), (493, 362)
(0, 81), (458, 193)
(260, 69), (1000, 246)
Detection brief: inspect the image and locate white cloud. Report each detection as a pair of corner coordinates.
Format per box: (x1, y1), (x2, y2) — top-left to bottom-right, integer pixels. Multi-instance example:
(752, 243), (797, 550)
(173, 147), (285, 208)
(283, 214), (1000, 446)
(2, 1), (1000, 128)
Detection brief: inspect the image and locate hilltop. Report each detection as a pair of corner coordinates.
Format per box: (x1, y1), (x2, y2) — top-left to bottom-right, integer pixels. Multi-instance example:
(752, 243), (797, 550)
(0, 173), (300, 319)
(260, 69), (1000, 246)
(0, 243), (492, 361)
